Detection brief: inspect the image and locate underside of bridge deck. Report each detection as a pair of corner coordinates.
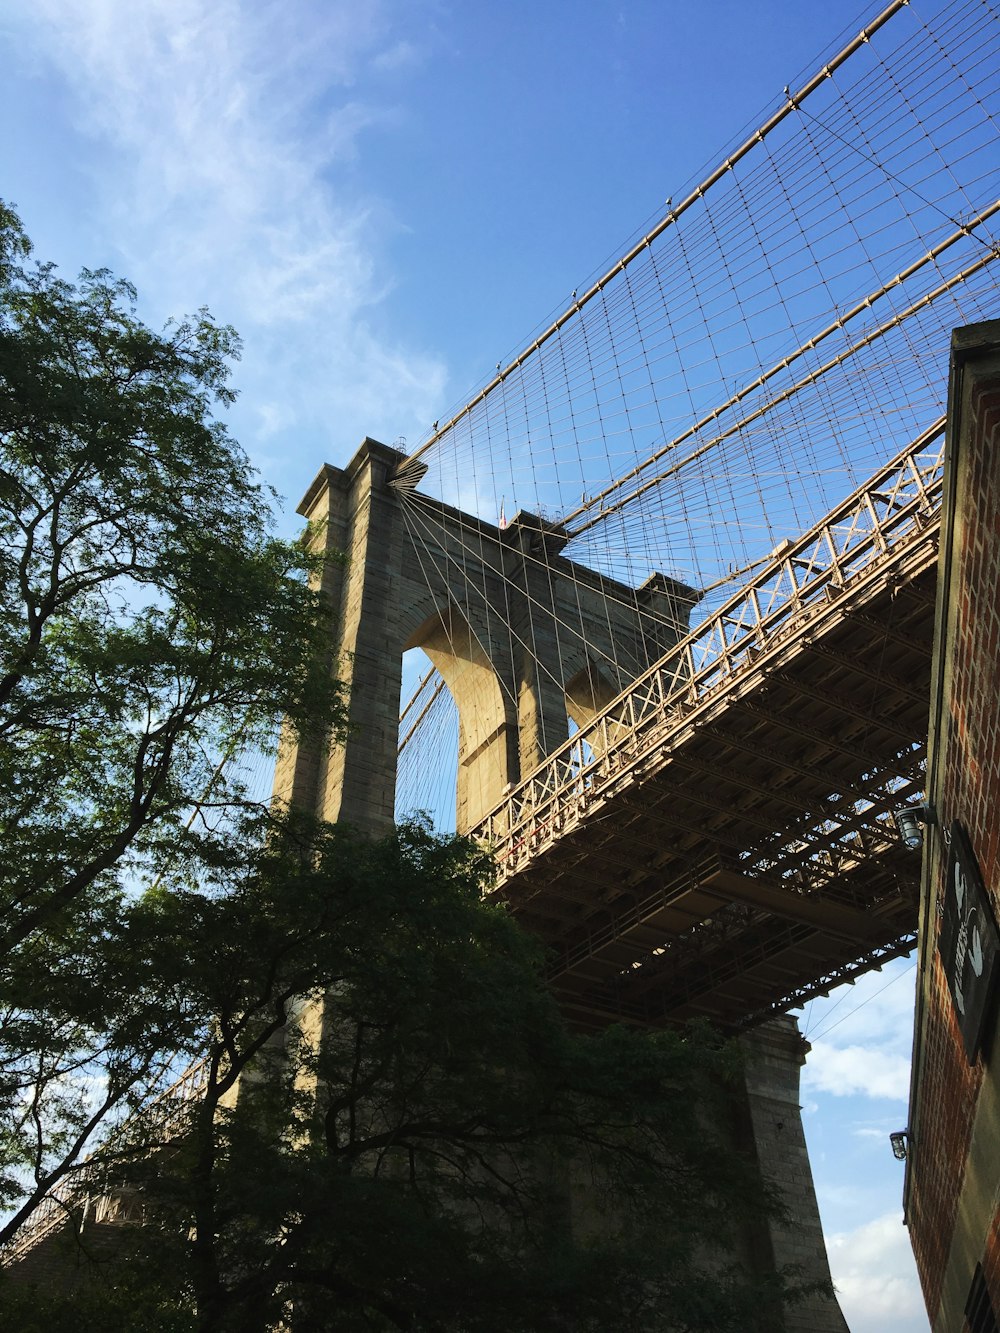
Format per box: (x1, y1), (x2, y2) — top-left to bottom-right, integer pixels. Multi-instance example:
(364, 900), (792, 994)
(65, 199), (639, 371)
(494, 553), (936, 1031)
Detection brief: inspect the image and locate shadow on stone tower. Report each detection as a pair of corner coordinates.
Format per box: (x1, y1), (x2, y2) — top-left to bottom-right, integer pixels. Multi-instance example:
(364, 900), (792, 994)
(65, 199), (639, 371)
(271, 436), (849, 1333)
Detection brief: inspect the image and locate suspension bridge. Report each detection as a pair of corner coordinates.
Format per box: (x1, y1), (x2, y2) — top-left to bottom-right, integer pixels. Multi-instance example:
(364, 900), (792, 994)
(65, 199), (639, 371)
(384, 0), (999, 1030)
(5, 0), (999, 1298)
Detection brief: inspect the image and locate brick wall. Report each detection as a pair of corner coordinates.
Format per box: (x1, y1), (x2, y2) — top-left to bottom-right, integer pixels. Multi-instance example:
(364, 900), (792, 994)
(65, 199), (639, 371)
(908, 960), (985, 1311)
(984, 1207), (1000, 1327)
(908, 343), (1000, 1329)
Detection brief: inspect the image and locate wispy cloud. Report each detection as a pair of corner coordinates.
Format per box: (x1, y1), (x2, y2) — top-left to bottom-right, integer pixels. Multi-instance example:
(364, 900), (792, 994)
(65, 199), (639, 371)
(853, 1125), (893, 1141)
(827, 1212), (927, 1333)
(801, 958), (917, 1045)
(801, 958), (917, 1100)
(373, 39), (424, 73)
(805, 1042), (911, 1100)
(11, 0), (448, 504)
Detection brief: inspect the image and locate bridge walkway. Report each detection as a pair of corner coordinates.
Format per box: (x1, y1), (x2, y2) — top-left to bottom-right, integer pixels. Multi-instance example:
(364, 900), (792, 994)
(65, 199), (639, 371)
(474, 426), (943, 1028)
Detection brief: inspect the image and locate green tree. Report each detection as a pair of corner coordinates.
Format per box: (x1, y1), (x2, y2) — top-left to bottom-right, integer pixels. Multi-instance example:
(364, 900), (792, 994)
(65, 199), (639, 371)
(0, 205), (807, 1331)
(3, 817), (795, 1333)
(0, 199), (343, 1234)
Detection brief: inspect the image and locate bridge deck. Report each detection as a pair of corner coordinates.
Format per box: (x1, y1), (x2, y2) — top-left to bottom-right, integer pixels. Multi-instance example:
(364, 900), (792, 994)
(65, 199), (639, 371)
(476, 430), (943, 1029)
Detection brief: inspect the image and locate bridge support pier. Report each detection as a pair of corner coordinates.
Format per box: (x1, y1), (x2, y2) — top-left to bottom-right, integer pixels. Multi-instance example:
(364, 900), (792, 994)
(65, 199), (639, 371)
(277, 437), (696, 830)
(272, 435), (847, 1330)
(741, 1018), (850, 1333)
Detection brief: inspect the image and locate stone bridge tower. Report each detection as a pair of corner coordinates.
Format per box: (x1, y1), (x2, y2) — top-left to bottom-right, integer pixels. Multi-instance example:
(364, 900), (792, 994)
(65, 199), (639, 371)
(273, 437), (697, 831)
(273, 436), (849, 1333)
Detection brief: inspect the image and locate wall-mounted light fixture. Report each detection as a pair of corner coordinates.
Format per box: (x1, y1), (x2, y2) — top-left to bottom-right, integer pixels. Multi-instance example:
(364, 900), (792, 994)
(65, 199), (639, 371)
(893, 804), (936, 849)
(890, 1129), (910, 1161)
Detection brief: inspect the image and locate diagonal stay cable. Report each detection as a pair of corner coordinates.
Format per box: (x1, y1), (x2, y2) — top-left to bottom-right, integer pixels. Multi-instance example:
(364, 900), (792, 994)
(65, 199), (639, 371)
(399, 493), (623, 698)
(400, 489), (676, 686)
(391, 0), (912, 486)
(402, 486), (693, 639)
(564, 236), (998, 538)
(560, 202), (1000, 534)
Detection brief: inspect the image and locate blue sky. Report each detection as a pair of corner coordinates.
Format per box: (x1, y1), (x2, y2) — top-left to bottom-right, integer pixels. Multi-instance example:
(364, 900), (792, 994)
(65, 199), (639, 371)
(0, 2), (942, 1327)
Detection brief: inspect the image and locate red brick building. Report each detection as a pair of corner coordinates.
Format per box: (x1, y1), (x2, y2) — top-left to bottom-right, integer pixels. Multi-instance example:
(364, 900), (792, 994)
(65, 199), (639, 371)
(905, 320), (1000, 1332)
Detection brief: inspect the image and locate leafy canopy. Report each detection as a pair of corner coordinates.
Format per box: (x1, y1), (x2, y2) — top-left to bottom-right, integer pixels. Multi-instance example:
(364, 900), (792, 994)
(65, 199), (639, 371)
(0, 199), (343, 953)
(0, 204), (807, 1332)
(7, 817), (795, 1333)
(0, 198), (343, 1238)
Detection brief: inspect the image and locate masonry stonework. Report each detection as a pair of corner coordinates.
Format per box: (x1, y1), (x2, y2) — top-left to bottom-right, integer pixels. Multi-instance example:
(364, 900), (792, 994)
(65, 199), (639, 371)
(741, 1019), (850, 1333)
(275, 436), (849, 1330)
(278, 437), (697, 833)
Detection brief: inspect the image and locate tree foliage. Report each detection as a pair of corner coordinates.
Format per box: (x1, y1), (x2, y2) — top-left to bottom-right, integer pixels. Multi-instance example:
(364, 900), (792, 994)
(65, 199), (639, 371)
(0, 204), (807, 1331)
(5, 818), (794, 1332)
(0, 198), (343, 1233)
(0, 200), (341, 951)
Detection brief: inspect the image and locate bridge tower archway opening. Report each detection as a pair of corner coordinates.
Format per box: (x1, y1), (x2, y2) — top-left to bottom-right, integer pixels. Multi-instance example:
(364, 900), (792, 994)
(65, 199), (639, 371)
(398, 598), (518, 831)
(396, 648), (459, 832)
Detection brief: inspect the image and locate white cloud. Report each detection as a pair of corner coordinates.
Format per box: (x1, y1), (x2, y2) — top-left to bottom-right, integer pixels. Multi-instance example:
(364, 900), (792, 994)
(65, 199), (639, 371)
(827, 1212), (928, 1333)
(373, 39), (423, 73)
(10, 0), (449, 496)
(800, 960), (917, 1102)
(853, 1125), (891, 1140)
(804, 1041), (911, 1100)
(800, 958), (917, 1046)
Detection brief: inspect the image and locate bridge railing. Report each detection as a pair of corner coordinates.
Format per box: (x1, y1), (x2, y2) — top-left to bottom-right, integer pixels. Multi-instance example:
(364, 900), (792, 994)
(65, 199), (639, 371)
(474, 422), (945, 871)
(2, 1057), (210, 1266)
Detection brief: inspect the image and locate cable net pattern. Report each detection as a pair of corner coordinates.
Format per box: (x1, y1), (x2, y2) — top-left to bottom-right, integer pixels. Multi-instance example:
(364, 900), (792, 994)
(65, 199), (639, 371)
(395, 0), (999, 825)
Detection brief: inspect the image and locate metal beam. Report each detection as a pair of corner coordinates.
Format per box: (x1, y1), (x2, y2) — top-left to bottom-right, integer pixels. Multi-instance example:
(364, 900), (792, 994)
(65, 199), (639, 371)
(843, 607), (936, 656)
(762, 671), (924, 741)
(698, 721), (881, 794)
(802, 642), (929, 705)
(700, 868), (886, 943)
(730, 698), (910, 773)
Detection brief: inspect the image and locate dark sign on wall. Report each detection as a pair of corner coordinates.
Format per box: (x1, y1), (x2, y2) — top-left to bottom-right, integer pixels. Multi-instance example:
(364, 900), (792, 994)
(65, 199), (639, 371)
(939, 821), (1000, 1064)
